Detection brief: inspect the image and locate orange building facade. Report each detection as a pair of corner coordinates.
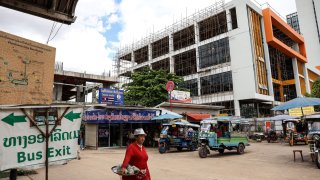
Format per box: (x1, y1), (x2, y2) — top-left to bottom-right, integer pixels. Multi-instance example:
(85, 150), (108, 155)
(262, 8), (317, 102)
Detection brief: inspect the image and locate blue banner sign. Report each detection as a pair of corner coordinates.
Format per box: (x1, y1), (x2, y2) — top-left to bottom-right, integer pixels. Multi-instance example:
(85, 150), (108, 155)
(98, 88), (124, 105)
(83, 109), (157, 123)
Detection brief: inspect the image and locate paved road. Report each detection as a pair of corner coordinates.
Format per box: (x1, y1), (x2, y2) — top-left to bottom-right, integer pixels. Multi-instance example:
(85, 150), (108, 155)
(11, 142), (320, 180)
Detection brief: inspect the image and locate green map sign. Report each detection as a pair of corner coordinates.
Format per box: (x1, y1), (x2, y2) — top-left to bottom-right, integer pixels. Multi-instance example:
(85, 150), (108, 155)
(0, 108), (83, 171)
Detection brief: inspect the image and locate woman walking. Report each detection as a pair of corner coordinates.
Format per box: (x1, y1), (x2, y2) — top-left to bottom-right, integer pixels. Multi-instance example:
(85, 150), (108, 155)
(120, 128), (151, 180)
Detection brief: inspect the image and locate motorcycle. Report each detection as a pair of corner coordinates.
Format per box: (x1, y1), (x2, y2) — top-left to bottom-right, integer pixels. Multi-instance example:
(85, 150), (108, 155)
(309, 134), (320, 169)
(252, 132), (265, 142)
(267, 130), (278, 143)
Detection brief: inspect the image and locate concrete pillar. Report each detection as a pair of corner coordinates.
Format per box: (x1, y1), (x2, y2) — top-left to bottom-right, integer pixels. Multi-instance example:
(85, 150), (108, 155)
(197, 78), (201, 100)
(53, 84), (63, 101)
(261, 18), (274, 97)
(120, 123), (123, 147)
(85, 123), (98, 149)
(76, 85), (85, 102)
(131, 51), (135, 67)
(194, 22), (200, 72)
(148, 44), (152, 67)
(194, 22), (200, 44)
(169, 34), (174, 73)
(304, 64), (311, 94)
(227, 8), (233, 31)
(234, 100), (241, 116)
(92, 87), (98, 103)
(292, 58), (302, 97)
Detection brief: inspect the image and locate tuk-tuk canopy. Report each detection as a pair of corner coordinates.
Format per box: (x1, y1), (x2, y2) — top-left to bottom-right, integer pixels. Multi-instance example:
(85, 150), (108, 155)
(283, 119), (300, 123)
(200, 119), (218, 124)
(270, 114), (298, 121)
(201, 116), (244, 124)
(162, 119), (200, 128)
(305, 113), (320, 121)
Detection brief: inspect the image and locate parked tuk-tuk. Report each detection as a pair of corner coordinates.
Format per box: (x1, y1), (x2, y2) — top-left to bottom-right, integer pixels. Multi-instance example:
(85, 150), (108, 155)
(158, 120), (199, 154)
(306, 113), (320, 169)
(198, 117), (249, 158)
(283, 119), (308, 146)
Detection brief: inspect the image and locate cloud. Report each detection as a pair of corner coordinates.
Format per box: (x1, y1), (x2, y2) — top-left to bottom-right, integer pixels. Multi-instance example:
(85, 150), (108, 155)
(0, 0), (296, 76)
(0, 0), (119, 75)
(117, 0), (216, 45)
(116, 0), (296, 46)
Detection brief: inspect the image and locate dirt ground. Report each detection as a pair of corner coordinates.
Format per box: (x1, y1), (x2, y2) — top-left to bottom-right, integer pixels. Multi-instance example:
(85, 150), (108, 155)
(7, 142), (320, 180)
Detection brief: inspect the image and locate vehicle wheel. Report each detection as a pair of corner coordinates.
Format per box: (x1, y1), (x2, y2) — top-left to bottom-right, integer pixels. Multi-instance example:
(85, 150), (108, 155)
(159, 144), (166, 154)
(316, 152), (320, 169)
(218, 148), (224, 154)
(198, 147), (208, 158)
(177, 147), (183, 151)
(237, 144), (245, 155)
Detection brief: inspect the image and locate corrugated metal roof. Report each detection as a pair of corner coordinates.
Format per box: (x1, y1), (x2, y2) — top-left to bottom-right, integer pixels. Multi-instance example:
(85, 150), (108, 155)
(0, 0), (78, 24)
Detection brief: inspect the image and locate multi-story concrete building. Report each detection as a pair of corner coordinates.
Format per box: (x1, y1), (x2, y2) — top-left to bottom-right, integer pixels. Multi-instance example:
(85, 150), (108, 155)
(287, 12), (301, 34)
(114, 0), (319, 118)
(295, 0), (320, 90)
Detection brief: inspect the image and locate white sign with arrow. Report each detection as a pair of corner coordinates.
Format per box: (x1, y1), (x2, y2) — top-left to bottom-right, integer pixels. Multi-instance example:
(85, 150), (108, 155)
(0, 107), (83, 171)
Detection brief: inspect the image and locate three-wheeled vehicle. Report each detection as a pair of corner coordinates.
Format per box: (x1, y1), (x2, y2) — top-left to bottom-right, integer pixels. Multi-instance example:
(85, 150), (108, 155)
(158, 120), (199, 154)
(198, 117), (249, 158)
(306, 113), (320, 169)
(283, 119), (308, 146)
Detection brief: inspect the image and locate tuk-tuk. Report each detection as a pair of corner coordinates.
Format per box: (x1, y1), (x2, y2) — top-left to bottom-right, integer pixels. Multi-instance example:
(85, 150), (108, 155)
(158, 120), (199, 154)
(283, 119), (308, 146)
(306, 113), (320, 169)
(198, 117), (249, 158)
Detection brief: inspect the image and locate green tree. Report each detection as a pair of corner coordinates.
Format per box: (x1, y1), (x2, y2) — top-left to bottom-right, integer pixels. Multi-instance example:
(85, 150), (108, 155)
(122, 67), (187, 107)
(305, 78), (320, 112)
(311, 78), (320, 98)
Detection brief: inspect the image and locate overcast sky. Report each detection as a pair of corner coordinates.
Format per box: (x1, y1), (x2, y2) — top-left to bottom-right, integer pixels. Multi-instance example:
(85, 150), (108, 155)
(0, 0), (296, 75)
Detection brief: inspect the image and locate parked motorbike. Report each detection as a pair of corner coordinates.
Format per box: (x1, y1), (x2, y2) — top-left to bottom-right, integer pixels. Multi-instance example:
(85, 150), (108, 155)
(252, 132), (265, 142)
(309, 134), (320, 169)
(267, 130), (278, 143)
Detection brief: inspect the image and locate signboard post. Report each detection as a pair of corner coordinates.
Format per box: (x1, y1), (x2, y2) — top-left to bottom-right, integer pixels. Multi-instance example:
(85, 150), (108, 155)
(0, 105), (83, 180)
(166, 81), (175, 111)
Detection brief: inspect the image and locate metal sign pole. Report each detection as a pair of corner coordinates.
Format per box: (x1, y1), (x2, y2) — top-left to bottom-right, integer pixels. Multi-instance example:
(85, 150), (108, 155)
(45, 109), (49, 180)
(170, 91), (172, 112)
(21, 107), (69, 180)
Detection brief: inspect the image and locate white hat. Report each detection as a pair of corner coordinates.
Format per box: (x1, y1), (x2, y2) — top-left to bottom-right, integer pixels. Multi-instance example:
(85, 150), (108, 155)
(134, 128), (147, 136)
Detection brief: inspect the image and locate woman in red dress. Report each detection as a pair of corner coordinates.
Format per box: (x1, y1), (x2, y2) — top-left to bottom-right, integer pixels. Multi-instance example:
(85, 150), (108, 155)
(120, 128), (151, 180)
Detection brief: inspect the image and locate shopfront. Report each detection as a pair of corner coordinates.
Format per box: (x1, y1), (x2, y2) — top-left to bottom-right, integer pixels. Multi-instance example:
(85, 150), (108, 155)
(83, 108), (159, 148)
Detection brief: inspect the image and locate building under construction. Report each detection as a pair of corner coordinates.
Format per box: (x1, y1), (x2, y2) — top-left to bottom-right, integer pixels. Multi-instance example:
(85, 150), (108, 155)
(113, 0), (319, 118)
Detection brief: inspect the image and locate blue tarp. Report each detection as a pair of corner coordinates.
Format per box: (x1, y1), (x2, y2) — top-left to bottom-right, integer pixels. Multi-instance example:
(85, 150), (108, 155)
(271, 97), (320, 111)
(151, 112), (182, 120)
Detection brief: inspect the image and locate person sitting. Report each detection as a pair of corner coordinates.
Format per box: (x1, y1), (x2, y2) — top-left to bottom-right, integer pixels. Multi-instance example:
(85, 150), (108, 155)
(187, 127), (194, 137)
(172, 128), (178, 137)
(216, 128), (222, 138)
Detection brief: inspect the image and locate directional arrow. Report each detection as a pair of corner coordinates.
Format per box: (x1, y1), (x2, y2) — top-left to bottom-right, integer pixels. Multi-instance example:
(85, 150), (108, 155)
(1, 113), (27, 126)
(64, 111), (81, 122)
